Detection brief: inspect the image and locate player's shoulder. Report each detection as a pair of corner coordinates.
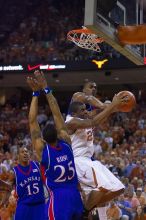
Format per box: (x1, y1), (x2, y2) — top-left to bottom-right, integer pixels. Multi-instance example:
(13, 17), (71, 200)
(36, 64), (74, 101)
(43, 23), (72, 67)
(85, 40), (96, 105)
(58, 139), (72, 151)
(13, 163), (19, 172)
(58, 139), (70, 147)
(66, 115), (84, 130)
(31, 160), (40, 167)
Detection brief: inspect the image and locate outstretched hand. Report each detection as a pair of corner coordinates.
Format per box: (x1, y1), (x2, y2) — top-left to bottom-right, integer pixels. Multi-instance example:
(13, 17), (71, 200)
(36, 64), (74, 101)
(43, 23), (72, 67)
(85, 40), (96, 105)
(111, 93), (129, 112)
(27, 76), (40, 92)
(34, 70), (48, 89)
(27, 70), (48, 91)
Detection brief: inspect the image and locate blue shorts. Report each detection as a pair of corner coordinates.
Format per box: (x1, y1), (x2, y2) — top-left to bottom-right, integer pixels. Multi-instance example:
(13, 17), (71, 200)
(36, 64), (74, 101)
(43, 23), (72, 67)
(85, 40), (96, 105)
(14, 202), (45, 220)
(46, 188), (83, 220)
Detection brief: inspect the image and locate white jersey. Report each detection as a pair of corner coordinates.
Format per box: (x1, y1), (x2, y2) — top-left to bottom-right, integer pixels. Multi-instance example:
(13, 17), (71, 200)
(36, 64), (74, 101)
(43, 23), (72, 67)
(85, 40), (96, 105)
(66, 116), (125, 195)
(66, 115), (94, 158)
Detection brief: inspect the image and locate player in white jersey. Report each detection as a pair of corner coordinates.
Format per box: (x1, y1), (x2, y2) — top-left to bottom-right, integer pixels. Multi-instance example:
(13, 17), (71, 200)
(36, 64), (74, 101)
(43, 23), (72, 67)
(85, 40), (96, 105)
(69, 81), (114, 219)
(67, 116), (94, 158)
(66, 98), (125, 215)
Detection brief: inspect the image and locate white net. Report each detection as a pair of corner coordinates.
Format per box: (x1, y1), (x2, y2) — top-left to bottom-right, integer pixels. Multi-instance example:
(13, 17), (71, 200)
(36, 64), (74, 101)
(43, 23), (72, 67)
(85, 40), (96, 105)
(67, 30), (104, 52)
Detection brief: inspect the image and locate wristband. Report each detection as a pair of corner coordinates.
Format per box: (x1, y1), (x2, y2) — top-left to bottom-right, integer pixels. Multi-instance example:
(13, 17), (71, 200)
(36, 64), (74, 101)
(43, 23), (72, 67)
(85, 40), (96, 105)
(32, 91), (40, 97)
(43, 87), (52, 94)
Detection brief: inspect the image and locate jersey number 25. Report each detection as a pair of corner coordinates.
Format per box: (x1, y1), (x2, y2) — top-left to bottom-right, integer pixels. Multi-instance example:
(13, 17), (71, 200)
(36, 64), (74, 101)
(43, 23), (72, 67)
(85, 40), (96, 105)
(54, 161), (75, 182)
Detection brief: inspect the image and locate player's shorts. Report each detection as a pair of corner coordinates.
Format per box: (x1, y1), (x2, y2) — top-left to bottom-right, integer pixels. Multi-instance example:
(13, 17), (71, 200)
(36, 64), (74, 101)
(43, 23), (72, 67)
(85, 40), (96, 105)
(46, 187), (83, 220)
(14, 202), (45, 220)
(74, 157), (125, 196)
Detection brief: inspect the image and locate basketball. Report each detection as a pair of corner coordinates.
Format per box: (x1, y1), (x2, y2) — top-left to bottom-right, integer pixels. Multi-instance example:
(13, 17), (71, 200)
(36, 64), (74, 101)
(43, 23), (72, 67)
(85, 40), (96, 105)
(117, 91), (136, 112)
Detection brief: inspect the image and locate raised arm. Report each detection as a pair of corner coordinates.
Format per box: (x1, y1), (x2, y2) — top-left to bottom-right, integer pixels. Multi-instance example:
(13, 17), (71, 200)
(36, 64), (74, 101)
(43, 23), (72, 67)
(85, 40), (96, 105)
(27, 77), (44, 161)
(72, 92), (106, 109)
(34, 71), (71, 144)
(66, 94), (127, 131)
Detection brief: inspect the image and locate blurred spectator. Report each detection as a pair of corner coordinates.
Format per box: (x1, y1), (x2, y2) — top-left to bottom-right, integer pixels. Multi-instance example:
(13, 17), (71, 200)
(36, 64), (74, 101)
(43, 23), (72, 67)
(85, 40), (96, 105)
(135, 188), (146, 208)
(123, 178), (135, 198)
(106, 200), (121, 219)
(124, 159), (136, 178)
(134, 205), (146, 220)
(0, 152), (7, 174)
(127, 191), (140, 218)
(93, 137), (102, 159)
(2, 152), (13, 171)
(130, 161), (144, 181)
(105, 132), (114, 149)
(117, 194), (132, 220)
(142, 184), (146, 201)
(37, 108), (48, 125)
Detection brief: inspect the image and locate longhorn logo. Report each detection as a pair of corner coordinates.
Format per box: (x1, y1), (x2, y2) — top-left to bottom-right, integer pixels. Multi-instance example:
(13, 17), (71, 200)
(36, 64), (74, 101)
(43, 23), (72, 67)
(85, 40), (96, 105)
(92, 59), (108, 69)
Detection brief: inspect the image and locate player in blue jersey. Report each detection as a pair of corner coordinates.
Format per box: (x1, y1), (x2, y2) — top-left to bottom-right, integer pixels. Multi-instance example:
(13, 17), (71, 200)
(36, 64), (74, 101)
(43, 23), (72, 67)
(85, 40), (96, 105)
(27, 70), (83, 220)
(1, 146), (46, 220)
(71, 81), (107, 113)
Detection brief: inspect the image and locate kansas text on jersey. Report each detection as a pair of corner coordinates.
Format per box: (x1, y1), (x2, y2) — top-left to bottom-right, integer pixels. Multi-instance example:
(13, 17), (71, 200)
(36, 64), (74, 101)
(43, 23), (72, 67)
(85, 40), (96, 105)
(13, 161), (45, 204)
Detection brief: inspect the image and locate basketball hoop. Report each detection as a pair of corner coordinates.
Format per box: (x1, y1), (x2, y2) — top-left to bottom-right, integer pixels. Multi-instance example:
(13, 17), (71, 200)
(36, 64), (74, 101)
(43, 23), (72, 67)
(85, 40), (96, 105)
(67, 27), (104, 52)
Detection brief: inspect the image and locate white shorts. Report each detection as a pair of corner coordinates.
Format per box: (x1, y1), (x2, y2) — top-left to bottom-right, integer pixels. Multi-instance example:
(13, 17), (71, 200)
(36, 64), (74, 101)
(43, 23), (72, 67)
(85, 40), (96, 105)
(74, 157), (125, 196)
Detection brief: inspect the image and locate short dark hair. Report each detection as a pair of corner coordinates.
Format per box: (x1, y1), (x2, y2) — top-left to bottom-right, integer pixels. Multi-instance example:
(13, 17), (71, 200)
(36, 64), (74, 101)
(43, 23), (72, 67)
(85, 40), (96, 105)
(68, 101), (83, 115)
(42, 124), (57, 144)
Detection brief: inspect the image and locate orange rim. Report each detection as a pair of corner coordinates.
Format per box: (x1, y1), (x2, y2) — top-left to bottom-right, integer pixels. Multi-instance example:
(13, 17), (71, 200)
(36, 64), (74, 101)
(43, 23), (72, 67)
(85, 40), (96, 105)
(67, 28), (104, 43)
(68, 28), (95, 34)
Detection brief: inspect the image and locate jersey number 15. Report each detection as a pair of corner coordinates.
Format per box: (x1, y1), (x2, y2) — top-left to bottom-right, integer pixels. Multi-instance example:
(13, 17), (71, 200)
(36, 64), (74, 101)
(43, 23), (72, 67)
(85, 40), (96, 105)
(26, 183), (39, 196)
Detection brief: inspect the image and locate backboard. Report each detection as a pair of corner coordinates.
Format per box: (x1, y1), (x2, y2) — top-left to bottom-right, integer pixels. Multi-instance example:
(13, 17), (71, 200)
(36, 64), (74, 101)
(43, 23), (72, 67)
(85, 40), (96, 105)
(84, 0), (145, 65)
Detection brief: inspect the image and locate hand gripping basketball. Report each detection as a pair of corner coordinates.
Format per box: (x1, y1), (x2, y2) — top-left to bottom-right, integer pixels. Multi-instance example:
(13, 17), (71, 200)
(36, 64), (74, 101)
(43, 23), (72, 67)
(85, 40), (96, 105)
(117, 91), (136, 112)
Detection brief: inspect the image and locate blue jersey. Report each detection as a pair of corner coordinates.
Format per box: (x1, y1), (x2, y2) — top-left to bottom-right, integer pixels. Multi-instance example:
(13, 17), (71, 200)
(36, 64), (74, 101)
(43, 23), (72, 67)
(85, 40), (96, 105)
(41, 140), (78, 190)
(13, 161), (45, 205)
